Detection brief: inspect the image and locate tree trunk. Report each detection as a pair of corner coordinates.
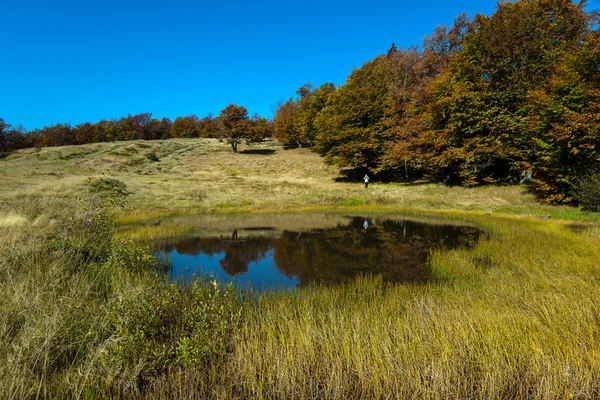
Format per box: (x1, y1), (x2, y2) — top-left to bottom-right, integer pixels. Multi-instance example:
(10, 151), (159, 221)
(231, 142), (238, 153)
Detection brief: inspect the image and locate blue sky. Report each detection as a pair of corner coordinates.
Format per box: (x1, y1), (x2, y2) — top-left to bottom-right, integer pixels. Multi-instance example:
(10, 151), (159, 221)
(168, 248), (299, 290)
(1, 0), (498, 130)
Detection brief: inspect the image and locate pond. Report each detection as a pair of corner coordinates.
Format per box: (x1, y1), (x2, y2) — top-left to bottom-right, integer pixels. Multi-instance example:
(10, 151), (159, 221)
(154, 214), (483, 291)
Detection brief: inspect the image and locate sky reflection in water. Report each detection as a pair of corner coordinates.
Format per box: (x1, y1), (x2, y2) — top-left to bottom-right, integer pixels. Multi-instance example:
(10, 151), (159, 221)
(156, 216), (483, 291)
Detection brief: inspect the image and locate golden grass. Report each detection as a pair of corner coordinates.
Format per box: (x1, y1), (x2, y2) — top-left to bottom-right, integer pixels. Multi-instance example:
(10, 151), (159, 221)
(2, 139), (600, 398)
(115, 223), (195, 242)
(0, 213), (28, 227)
(210, 216), (600, 399)
(2, 139), (596, 221)
(110, 211), (600, 399)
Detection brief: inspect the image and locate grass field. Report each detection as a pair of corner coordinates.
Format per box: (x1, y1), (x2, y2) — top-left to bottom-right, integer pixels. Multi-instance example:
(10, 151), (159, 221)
(1, 138), (599, 399)
(3, 138), (596, 219)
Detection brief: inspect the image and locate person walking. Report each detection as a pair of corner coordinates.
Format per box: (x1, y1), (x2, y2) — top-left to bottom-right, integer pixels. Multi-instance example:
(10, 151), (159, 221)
(363, 174), (370, 189)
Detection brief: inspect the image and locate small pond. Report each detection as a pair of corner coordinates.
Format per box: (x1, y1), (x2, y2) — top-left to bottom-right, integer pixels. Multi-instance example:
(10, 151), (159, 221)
(154, 215), (483, 291)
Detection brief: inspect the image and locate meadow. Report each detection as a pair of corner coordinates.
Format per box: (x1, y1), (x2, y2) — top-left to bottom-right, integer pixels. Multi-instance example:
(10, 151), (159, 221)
(1, 138), (599, 399)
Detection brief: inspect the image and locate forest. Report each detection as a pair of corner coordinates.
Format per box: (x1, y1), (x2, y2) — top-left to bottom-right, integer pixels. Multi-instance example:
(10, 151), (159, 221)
(274, 0), (600, 204)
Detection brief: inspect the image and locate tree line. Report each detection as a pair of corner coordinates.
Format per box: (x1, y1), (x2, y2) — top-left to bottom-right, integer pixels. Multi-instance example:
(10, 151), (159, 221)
(273, 0), (600, 203)
(0, 104), (272, 154)
(2, 0), (598, 204)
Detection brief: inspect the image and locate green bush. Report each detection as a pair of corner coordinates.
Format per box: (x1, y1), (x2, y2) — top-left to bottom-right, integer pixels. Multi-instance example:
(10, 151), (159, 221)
(146, 151), (159, 162)
(575, 171), (600, 212)
(88, 177), (130, 202)
(101, 279), (241, 387)
(49, 200), (117, 269)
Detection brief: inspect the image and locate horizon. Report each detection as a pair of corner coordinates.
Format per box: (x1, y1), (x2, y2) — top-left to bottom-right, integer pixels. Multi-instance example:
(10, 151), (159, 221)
(3, 0), (500, 130)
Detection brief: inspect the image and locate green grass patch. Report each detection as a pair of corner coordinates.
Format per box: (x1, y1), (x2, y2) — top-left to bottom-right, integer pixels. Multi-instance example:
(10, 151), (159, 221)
(337, 197), (366, 206)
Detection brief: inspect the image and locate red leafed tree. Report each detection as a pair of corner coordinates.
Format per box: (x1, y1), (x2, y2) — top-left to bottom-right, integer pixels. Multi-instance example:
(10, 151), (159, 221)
(218, 104), (268, 152)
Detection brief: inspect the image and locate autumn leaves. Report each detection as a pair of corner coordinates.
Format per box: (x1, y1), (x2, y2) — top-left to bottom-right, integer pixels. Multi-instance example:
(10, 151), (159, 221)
(274, 1), (600, 204)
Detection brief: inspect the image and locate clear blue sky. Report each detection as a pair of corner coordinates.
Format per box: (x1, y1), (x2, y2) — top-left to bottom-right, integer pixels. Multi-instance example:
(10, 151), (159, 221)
(1, 0), (498, 130)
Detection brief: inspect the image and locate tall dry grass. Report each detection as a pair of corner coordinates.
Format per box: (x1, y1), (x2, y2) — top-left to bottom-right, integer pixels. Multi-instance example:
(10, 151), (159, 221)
(219, 217), (600, 399)
(1, 139), (600, 398)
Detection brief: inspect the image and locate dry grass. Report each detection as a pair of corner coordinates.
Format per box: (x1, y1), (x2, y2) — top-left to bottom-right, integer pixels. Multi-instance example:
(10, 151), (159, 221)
(1, 139), (600, 399)
(2, 139), (595, 221)
(0, 213), (28, 227)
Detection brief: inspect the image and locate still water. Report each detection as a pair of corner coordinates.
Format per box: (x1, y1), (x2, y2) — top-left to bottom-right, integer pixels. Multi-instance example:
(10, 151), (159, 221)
(155, 215), (483, 291)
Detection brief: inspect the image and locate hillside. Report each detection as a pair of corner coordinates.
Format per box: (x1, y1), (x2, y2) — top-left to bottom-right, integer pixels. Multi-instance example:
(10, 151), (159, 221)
(0, 138), (588, 219)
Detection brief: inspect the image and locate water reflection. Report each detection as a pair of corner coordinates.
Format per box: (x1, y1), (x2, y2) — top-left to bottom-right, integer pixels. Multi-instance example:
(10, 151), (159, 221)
(157, 216), (483, 290)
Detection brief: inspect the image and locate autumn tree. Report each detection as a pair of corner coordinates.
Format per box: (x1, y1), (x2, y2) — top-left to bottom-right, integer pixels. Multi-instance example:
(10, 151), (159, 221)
(313, 50), (415, 172)
(420, 13), (469, 80)
(525, 25), (600, 202)
(73, 122), (95, 145)
(218, 104), (267, 152)
(198, 114), (219, 138)
(117, 113), (152, 140)
(170, 115), (200, 138)
(39, 123), (74, 147)
(1, 123), (32, 151)
(251, 113), (274, 140)
(144, 117), (172, 140)
(298, 83), (336, 147)
(91, 119), (118, 142)
(274, 83), (336, 148)
(0, 118), (11, 152)
(392, 0), (599, 197)
(273, 99), (301, 147)
(374, 14), (472, 182)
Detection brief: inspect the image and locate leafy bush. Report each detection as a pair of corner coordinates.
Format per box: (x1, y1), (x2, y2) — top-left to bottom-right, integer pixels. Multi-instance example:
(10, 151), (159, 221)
(104, 239), (168, 274)
(101, 279), (242, 387)
(146, 151), (159, 162)
(575, 171), (600, 212)
(88, 177), (130, 202)
(20, 196), (238, 395)
(49, 199), (118, 268)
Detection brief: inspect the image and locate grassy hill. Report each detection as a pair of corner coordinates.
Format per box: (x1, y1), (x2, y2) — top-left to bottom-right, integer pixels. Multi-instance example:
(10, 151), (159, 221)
(1, 138), (594, 219)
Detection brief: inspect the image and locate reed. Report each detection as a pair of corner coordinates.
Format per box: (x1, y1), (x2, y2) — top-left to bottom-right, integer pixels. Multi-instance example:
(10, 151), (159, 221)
(1, 139), (599, 399)
(222, 217), (600, 399)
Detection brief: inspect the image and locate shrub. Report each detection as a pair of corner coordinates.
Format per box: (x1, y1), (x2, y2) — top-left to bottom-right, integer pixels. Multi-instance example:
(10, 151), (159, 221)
(100, 279), (242, 388)
(48, 198), (118, 270)
(89, 178), (130, 202)
(146, 151), (159, 162)
(575, 171), (600, 212)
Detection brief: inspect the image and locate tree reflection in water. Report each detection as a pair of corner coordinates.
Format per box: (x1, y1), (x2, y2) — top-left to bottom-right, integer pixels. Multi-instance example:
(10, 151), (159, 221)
(160, 217), (482, 289)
